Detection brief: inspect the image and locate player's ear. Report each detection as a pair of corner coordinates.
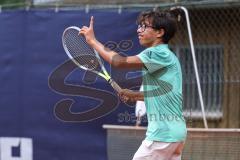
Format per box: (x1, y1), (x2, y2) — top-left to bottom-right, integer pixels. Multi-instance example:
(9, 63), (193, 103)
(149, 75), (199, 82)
(156, 28), (164, 38)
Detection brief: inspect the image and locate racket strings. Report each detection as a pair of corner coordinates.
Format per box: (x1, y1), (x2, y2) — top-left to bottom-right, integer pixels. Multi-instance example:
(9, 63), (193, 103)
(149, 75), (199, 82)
(63, 29), (99, 70)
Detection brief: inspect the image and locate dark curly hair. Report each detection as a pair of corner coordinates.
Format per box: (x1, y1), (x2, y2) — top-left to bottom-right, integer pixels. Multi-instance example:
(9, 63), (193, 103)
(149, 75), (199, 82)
(137, 9), (177, 43)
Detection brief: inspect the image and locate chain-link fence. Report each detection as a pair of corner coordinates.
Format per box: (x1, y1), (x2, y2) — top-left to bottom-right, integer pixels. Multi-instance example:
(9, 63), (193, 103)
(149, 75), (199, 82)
(169, 6), (240, 128)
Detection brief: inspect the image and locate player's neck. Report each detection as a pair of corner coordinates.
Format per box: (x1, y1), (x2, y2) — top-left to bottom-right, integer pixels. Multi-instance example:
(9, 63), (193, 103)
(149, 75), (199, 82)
(151, 41), (165, 47)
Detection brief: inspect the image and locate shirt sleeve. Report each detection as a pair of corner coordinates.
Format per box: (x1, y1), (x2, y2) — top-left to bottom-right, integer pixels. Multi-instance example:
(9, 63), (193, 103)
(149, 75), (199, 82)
(137, 48), (174, 73)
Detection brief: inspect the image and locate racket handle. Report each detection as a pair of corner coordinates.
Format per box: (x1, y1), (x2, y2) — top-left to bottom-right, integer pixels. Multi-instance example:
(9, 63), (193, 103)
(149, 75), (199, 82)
(109, 79), (135, 107)
(109, 79), (122, 93)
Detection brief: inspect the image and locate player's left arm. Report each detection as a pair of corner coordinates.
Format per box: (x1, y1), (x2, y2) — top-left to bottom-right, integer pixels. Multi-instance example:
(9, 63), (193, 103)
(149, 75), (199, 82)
(119, 89), (144, 102)
(79, 16), (144, 69)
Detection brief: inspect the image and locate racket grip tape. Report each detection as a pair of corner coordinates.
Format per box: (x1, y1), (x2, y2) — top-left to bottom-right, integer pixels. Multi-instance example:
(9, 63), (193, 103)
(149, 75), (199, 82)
(109, 79), (122, 93)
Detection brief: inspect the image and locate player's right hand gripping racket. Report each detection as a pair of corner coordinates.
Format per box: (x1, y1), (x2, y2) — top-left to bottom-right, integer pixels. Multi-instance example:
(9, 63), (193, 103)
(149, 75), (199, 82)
(62, 26), (122, 93)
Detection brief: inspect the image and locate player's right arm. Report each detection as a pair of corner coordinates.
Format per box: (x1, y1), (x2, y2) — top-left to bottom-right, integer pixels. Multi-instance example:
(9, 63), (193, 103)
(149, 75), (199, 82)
(79, 16), (144, 70)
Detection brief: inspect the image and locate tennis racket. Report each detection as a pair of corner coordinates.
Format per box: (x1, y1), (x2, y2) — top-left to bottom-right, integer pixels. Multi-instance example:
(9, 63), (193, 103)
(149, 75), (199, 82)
(62, 26), (122, 93)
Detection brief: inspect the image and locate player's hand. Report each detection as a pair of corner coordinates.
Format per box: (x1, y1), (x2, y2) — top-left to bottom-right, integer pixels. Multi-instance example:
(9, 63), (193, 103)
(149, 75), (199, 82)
(79, 16), (96, 45)
(119, 89), (136, 103)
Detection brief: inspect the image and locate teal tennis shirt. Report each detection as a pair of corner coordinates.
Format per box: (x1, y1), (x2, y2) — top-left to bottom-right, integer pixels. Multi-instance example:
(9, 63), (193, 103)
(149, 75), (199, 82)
(137, 44), (187, 142)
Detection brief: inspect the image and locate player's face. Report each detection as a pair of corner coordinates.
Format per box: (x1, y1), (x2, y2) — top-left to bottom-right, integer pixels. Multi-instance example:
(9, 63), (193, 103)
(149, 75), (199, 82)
(137, 19), (162, 47)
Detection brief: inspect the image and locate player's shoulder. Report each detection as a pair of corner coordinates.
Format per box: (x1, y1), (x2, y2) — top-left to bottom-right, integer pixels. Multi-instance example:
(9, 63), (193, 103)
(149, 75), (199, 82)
(138, 44), (175, 60)
(149, 44), (171, 53)
(149, 45), (173, 58)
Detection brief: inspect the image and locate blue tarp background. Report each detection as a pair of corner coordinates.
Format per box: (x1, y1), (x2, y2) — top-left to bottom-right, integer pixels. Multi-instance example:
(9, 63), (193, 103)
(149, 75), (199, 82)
(0, 9), (145, 160)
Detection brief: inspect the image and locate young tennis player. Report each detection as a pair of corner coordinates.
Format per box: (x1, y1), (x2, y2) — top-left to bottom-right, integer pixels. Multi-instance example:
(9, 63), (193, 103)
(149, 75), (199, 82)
(79, 9), (187, 160)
